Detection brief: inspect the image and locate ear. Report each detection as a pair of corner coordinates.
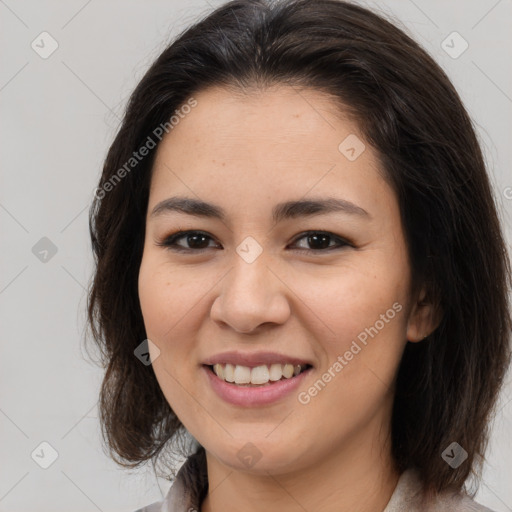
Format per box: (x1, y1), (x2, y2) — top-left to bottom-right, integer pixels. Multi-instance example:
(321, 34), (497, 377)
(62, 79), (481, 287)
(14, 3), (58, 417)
(406, 285), (442, 342)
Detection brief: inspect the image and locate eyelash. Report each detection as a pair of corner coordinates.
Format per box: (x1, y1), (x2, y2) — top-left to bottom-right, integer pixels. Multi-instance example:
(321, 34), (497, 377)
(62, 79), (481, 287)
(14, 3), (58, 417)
(156, 230), (353, 254)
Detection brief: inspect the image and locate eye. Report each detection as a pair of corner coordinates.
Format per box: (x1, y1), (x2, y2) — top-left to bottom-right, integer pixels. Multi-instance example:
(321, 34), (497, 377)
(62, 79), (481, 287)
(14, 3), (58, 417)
(157, 230), (352, 254)
(156, 230), (219, 253)
(289, 231), (352, 253)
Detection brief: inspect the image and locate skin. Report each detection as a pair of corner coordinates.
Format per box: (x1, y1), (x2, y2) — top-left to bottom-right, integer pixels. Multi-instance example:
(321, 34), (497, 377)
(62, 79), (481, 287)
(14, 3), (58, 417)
(138, 85), (439, 512)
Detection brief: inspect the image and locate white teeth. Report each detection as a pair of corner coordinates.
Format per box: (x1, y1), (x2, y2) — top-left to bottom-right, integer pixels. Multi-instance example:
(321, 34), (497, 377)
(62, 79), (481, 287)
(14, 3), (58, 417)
(211, 362), (308, 385)
(269, 363), (283, 381)
(224, 363), (235, 382)
(282, 364), (294, 378)
(234, 365), (251, 384)
(251, 365), (269, 384)
(213, 364), (224, 379)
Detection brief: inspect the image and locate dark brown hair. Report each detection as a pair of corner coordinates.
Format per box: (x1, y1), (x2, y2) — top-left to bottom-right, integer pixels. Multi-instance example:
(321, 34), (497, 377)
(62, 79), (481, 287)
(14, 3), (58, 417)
(86, 0), (512, 497)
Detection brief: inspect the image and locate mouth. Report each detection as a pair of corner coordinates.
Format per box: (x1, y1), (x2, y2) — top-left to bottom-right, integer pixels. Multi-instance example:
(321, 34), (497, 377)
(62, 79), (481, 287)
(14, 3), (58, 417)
(202, 361), (314, 407)
(204, 363), (313, 386)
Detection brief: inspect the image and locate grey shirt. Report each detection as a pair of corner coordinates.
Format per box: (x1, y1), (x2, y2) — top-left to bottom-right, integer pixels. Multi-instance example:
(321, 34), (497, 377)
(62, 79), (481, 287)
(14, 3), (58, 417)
(134, 449), (495, 512)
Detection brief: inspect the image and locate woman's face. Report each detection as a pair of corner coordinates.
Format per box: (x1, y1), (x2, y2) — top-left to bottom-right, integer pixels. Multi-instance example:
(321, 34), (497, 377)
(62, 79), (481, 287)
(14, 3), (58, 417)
(138, 85), (430, 475)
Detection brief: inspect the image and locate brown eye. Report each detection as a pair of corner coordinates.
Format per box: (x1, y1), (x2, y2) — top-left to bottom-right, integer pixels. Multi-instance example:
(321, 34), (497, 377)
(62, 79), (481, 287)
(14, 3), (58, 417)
(157, 230), (219, 252)
(290, 231), (353, 252)
(157, 230), (352, 254)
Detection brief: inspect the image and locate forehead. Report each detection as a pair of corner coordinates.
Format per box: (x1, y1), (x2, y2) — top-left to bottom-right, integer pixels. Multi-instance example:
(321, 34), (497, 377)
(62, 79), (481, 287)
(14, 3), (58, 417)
(149, 85), (393, 222)
(156, 84), (358, 158)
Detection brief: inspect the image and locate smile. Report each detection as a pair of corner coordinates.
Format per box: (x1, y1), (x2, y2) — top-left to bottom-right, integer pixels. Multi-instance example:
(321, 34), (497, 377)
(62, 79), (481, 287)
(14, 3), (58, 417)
(209, 363), (311, 386)
(203, 363), (313, 407)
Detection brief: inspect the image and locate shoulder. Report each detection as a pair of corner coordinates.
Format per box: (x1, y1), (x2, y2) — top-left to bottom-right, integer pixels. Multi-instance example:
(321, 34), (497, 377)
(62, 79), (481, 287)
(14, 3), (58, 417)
(385, 469), (496, 512)
(130, 476), (187, 512)
(429, 490), (496, 512)
(132, 448), (208, 512)
(132, 501), (164, 512)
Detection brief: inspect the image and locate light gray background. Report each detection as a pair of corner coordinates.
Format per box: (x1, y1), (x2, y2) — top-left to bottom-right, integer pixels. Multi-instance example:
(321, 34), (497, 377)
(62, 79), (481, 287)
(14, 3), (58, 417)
(1, 1), (511, 511)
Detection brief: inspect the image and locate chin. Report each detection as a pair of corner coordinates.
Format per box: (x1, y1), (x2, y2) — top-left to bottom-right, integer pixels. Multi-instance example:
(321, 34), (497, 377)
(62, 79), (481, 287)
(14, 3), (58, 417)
(205, 436), (309, 475)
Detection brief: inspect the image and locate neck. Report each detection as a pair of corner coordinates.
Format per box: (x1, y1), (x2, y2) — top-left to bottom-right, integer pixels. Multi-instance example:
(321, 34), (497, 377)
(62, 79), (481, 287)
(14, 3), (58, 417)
(200, 419), (400, 512)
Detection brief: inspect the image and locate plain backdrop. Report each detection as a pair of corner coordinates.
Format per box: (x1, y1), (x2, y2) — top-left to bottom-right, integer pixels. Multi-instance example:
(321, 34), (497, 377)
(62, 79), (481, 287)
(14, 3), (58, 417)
(1, 1), (511, 511)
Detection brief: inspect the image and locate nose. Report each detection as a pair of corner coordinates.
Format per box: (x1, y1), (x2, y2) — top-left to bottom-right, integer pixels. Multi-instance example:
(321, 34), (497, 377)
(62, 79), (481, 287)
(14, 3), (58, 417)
(210, 252), (291, 334)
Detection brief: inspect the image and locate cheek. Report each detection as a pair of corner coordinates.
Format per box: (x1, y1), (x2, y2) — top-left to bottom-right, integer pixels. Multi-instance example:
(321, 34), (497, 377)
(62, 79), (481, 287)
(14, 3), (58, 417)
(138, 254), (201, 341)
(289, 258), (409, 404)
(292, 273), (407, 428)
(138, 255), (203, 418)
(290, 262), (407, 339)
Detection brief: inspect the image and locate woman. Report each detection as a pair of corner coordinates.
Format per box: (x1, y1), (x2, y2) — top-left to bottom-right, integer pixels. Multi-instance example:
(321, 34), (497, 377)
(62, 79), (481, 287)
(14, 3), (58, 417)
(87, 1), (511, 511)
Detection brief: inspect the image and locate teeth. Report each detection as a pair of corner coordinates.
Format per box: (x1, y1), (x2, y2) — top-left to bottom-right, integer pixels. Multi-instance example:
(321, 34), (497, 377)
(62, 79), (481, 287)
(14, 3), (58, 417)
(251, 365), (269, 384)
(213, 364), (224, 380)
(234, 365), (251, 384)
(269, 363), (283, 381)
(224, 363), (235, 382)
(282, 364), (294, 378)
(211, 363), (308, 385)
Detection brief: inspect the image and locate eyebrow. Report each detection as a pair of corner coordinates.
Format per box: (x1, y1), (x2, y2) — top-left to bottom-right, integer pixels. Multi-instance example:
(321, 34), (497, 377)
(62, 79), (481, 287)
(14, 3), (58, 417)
(150, 195), (370, 223)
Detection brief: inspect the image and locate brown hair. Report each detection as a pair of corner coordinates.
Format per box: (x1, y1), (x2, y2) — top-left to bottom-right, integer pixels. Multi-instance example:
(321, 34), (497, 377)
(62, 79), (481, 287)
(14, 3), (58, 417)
(86, 0), (512, 497)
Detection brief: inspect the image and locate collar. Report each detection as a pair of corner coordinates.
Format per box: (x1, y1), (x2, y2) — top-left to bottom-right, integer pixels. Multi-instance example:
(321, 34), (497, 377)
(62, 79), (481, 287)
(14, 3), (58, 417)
(154, 447), (492, 512)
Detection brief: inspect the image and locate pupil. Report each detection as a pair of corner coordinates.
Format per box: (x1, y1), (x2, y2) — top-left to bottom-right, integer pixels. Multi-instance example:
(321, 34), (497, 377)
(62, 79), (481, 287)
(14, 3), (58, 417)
(189, 234), (208, 249)
(309, 234), (330, 249)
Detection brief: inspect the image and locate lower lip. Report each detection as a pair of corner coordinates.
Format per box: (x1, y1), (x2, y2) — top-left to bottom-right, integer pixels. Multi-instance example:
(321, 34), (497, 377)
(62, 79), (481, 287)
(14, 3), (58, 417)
(203, 365), (312, 407)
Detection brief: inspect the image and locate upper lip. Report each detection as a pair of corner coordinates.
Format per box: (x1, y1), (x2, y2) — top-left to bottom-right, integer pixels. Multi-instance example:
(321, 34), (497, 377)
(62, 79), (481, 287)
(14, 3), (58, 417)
(203, 351), (313, 368)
